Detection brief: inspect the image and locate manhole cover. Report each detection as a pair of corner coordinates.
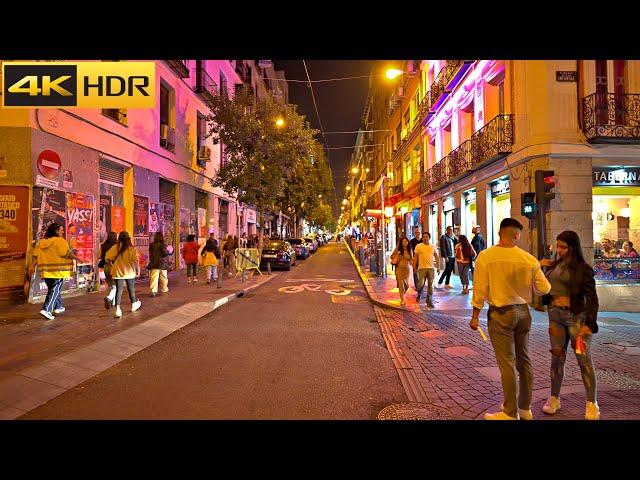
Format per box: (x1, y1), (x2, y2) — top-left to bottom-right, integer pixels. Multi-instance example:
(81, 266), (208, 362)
(377, 403), (454, 420)
(597, 369), (640, 390)
(599, 317), (638, 326)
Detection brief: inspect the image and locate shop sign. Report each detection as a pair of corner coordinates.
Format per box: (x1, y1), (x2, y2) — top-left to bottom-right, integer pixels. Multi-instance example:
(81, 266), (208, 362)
(593, 167), (640, 187)
(491, 178), (510, 197)
(464, 190), (477, 204)
(556, 71), (577, 82)
(246, 209), (256, 223)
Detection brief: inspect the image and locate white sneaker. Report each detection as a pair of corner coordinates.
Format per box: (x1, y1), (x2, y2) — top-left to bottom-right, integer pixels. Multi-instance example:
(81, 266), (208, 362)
(39, 310), (55, 321)
(187, 278), (192, 284)
(131, 300), (141, 312)
(445, 284), (454, 289)
(53, 307), (66, 314)
(484, 411), (519, 420)
(542, 396), (561, 415)
(500, 403), (533, 420)
(114, 306), (122, 318)
(585, 401), (600, 420)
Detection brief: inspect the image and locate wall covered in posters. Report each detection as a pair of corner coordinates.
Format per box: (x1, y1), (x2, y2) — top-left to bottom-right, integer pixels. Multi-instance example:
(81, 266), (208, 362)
(0, 186), (29, 297)
(111, 206), (125, 234)
(163, 203), (175, 271)
(133, 195), (150, 278)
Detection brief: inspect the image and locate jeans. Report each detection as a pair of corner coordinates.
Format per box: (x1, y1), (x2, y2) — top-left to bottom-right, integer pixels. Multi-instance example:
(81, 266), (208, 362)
(186, 263), (197, 277)
(115, 278), (137, 307)
(205, 265), (218, 281)
(438, 257), (456, 285)
(43, 278), (64, 313)
(458, 262), (471, 286)
(487, 304), (533, 418)
(547, 307), (597, 403)
(416, 268), (435, 300)
(149, 269), (168, 294)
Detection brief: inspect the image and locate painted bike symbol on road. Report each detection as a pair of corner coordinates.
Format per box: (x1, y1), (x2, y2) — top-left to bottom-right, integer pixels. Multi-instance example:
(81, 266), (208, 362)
(278, 283), (352, 296)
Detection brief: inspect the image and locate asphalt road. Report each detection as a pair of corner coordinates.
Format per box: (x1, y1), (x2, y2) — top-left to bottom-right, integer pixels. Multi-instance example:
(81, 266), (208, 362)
(22, 241), (407, 419)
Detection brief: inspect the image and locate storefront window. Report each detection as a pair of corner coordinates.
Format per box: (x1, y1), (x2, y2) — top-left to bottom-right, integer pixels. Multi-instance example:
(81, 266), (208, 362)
(463, 189), (477, 238)
(429, 203), (438, 244)
(592, 168), (640, 282)
(490, 177), (510, 246)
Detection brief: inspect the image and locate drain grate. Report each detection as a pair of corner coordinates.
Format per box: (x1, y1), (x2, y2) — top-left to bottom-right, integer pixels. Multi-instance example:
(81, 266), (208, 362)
(377, 403), (454, 420)
(597, 369), (640, 390)
(599, 317), (638, 326)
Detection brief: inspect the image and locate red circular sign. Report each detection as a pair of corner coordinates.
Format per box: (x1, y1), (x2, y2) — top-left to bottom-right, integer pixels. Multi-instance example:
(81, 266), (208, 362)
(37, 150), (61, 180)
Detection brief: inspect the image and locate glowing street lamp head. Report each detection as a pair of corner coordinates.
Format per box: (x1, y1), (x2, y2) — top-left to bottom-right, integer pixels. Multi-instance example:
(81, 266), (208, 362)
(341, 206), (345, 210)
(385, 68), (403, 80)
(351, 167), (359, 174)
(275, 117), (285, 127)
(342, 199), (347, 205)
(346, 185), (352, 191)
(365, 168), (370, 173)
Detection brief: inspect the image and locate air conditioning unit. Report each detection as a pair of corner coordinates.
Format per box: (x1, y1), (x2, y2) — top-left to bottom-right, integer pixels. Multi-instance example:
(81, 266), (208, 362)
(160, 124), (175, 147)
(198, 145), (211, 162)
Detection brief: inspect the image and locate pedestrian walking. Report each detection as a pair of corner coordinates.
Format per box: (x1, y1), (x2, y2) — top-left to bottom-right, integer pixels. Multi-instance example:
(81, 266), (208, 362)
(470, 225), (486, 276)
(201, 238), (220, 283)
(409, 227), (422, 293)
(31, 222), (82, 320)
(99, 231), (118, 308)
(182, 234), (200, 283)
(148, 232), (170, 296)
(540, 230), (601, 420)
(412, 232), (440, 308)
(390, 236), (413, 306)
(469, 218), (551, 420)
(240, 233), (248, 248)
(438, 226), (458, 289)
(105, 231), (141, 318)
(455, 235), (476, 294)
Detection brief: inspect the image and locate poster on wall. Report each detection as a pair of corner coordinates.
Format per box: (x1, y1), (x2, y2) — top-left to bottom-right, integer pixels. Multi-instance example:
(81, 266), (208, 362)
(99, 195), (112, 243)
(66, 192), (95, 265)
(111, 206), (125, 234)
(163, 203), (175, 271)
(0, 186), (29, 296)
(179, 208), (190, 243)
(32, 187), (66, 241)
(133, 195), (149, 237)
(190, 211), (198, 239)
(149, 201), (161, 234)
(134, 236), (150, 279)
(198, 208), (207, 240)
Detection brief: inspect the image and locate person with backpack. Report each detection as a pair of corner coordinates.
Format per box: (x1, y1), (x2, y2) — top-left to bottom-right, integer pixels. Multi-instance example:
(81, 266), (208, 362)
(148, 232), (170, 296)
(455, 235), (477, 294)
(182, 234), (200, 284)
(105, 231), (141, 318)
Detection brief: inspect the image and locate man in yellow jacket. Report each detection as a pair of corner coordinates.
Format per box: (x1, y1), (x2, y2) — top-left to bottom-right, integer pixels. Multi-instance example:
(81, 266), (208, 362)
(31, 222), (82, 320)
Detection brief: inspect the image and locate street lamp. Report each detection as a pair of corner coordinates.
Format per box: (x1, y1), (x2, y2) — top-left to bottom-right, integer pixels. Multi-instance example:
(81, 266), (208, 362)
(365, 168), (370, 173)
(275, 117), (285, 128)
(351, 167), (359, 174)
(385, 68), (404, 80)
(346, 185), (351, 191)
(342, 199), (347, 205)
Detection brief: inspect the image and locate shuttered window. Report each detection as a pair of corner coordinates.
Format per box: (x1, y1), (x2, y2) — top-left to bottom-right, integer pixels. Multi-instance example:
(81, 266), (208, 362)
(159, 177), (176, 205)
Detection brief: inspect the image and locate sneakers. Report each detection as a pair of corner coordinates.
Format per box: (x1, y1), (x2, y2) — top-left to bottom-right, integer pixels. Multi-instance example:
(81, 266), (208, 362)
(114, 306), (122, 318)
(585, 401), (600, 420)
(39, 310), (55, 321)
(445, 284), (454, 289)
(500, 403), (533, 420)
(187, 277), (192, 284)
(193, 278), (198, 283)
(542, 396), (561, 415)
(131, 300), (142, 312)
(104, 296), (112, 310)
(426, 300), (435, 308)
(462, 287), (469, 294)
(53, 307), (66, 314)
(484, 411), (519, 420)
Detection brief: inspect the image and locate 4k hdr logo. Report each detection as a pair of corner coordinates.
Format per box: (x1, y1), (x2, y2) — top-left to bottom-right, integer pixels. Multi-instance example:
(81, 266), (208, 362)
(1, 62), (155, 108)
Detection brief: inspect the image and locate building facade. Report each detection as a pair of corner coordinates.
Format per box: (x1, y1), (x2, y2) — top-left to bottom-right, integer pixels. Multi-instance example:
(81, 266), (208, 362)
(356, 59), (640, 311)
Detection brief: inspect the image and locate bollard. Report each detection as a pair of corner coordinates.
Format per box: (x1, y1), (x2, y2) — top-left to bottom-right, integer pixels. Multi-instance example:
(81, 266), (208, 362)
(267, 261), (271, 275)
(217, 269), (222, 288)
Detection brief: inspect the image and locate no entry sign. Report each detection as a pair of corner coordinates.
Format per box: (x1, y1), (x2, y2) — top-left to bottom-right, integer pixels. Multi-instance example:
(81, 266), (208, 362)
(37, 150), (61, 179)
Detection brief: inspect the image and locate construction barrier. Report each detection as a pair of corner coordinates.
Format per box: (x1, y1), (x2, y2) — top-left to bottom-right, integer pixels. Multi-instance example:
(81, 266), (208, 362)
(235, 248), (262, 277)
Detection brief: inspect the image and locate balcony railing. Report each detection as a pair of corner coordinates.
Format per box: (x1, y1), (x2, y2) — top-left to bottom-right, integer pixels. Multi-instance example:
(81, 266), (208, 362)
(582, 92), (640, 143)
(166, 60), (190, 78)
(420, 114), (514, 194)
(194, 66), (218, 107)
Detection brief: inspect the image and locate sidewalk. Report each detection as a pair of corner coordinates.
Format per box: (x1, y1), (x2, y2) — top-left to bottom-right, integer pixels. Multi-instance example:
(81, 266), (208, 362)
(0, 268), (278, 419)
(346, 242), (640, 420)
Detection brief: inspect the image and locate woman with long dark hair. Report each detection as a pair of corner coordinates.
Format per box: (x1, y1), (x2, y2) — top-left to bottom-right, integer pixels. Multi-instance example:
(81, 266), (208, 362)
(99, 231), (118, 308)
(148, 231), (170, 296)
(390, 236), (413, 306)
(31, 222), (82, 320)
(105, 231), (141, 318)
(540, 230), (600, 420)
(455, 234), (476, 294)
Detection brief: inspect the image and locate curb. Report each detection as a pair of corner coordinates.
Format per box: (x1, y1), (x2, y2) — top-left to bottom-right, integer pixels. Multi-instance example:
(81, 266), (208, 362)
(0, 273), (278, 420)
(342, 240), (406, 312)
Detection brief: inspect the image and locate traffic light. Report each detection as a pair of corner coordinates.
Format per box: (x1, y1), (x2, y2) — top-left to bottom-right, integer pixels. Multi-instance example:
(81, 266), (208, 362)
(535, 170), (556, 210)
(521, 192), (537, 219)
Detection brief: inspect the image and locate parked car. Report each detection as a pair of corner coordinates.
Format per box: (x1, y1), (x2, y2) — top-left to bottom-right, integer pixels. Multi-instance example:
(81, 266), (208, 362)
(260, 241), (296, 270)
(303, 237), (318, 253)
(286, 238), (309, 259)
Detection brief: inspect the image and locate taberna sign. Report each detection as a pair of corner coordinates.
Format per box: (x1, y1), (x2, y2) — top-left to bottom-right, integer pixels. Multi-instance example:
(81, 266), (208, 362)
(593, 167), (640, 186)
(491, 178), (510, 197)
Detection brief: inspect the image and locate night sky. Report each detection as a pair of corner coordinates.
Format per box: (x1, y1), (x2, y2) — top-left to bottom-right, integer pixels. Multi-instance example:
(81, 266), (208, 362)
(273, 60), (374, 213)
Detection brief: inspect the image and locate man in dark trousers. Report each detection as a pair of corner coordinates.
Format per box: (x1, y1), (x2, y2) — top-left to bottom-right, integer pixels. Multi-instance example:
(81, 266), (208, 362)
(409, 227), (422, 297)
(470, 225), (486, 276)
(438, 225), (458, 289)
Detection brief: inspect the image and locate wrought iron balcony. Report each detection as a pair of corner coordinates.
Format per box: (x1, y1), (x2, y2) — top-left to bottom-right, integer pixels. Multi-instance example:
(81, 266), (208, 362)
(468, 113), (514, 170)
(445, 140), (473, 181)
(165, 60), (190, 78)
(194, 65), (218, 107)
(430, 159), (450, 191)
(582, 93), (640, 143)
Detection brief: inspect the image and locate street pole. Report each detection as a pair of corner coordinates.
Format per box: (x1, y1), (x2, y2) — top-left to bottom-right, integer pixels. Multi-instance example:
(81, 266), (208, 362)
(380, 174), (387, 278)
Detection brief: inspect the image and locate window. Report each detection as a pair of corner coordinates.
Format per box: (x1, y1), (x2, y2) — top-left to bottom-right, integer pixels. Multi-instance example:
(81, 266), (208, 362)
(412, 90), (420, 123)
(197, 112), (207, 168)
(220, 71), (228, 98)
(159, 82), (175, 151)
(404, 155), (412, 184)
(395, 125), (401, 148)
(403, 109), (411, 139)
(102, 108), (127, 126)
